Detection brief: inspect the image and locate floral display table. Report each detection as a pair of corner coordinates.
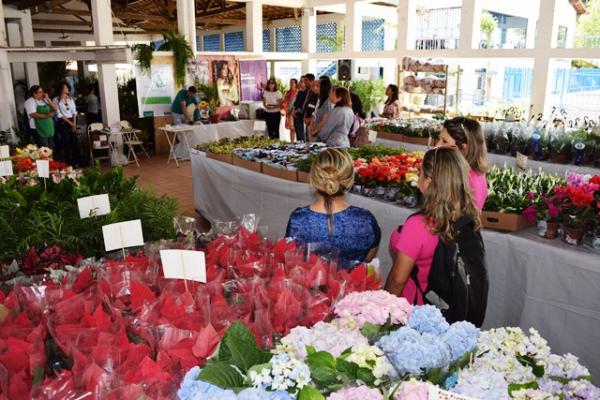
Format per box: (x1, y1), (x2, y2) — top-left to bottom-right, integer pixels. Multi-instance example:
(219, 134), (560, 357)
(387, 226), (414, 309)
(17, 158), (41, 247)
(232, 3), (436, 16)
(190, 149), (600, 380)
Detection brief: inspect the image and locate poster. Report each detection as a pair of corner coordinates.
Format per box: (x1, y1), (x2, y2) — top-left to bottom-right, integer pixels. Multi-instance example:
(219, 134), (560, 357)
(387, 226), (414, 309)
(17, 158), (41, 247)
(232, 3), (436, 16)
(187, 58), (210, 86)
(135, 64), (175, 118)
(239, 60), (268, 102)
(210, 57), (240, 106)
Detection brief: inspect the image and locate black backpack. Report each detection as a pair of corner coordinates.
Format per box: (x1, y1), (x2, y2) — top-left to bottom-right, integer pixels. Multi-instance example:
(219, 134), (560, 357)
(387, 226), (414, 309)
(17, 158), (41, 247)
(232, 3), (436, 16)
(404, 216), (489, 327)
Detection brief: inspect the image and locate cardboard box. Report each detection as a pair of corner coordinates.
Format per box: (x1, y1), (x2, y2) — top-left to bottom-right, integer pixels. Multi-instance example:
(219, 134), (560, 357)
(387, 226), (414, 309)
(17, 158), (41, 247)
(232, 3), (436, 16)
(401, 136), (431, 146)
(206, 151), (233, 164)
(262, 163), (297, 182)
(376, 131), (404, 142)
(297, 170), (310, 183)
(232, 156), (262, 173)
(481, 211), (533, 232)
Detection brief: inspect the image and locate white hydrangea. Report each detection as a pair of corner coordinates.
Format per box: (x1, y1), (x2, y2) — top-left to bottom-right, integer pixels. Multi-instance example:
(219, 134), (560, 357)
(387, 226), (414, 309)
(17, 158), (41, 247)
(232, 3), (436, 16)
(249, 353), (311, 394)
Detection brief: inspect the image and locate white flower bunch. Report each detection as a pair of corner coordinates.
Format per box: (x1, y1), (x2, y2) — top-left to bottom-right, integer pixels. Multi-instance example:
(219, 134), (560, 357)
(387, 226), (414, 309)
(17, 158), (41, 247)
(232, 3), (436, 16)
(249, 353), (311, 394)
(345, 343), (395, 383)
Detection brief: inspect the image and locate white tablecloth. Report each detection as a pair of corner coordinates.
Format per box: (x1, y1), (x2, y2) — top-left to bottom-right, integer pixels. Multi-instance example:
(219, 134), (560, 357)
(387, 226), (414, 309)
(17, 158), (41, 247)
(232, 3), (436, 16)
(190, 149), (600, 379)
(174, 120), (255, 159)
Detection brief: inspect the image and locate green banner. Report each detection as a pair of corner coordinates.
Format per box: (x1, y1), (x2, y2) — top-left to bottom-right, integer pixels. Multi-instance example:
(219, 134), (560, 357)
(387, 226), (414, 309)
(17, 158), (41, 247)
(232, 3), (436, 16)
(141, 96), (171, 105)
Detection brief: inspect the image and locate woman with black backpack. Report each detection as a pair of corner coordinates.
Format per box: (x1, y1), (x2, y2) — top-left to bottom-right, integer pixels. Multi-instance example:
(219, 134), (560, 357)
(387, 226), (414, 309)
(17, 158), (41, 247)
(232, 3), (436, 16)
(386, 147), (487, 325)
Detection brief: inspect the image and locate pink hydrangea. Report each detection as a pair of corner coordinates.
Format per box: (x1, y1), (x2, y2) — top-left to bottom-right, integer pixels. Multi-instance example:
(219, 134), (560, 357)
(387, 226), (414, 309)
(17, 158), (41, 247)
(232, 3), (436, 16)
(333, 290), (413, 330)
(394, 380), (429, 400)
(328, 386), (384, 400)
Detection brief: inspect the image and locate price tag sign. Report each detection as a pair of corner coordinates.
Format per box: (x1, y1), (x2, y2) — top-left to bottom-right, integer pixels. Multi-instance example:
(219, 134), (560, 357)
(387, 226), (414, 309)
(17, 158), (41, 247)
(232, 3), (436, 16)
(160, 249), (206, 283)
(77, 194), (111, 219)
(102, 219), (144, 252)
(36, 159), (49, 178)
(0, 160), (13, 177)
(429, 385), (477, 400)
(516, 152), (528, 171)
(368, 130), (378, 142)
(0, 145), (9, 159)
(254, 120), (266, 132)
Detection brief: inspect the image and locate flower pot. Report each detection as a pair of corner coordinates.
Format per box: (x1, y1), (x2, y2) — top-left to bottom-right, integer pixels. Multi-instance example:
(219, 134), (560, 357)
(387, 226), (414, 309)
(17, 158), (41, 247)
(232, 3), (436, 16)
(385, 187), (400, 202)
(537, 220), (559, 239)
(551, 153), (570, 164)
(351, 184), (362, 194)
(375, 186), (386, 199)
(210, 115), (220, 124)
(563, 226), (584, 246)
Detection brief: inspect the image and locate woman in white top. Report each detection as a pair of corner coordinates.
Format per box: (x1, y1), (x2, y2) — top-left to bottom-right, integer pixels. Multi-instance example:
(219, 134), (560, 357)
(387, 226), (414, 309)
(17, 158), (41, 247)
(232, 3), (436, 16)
(53, 82), (80, 166)
(381, 84), (401, 119)
(262, 78), (283, 139)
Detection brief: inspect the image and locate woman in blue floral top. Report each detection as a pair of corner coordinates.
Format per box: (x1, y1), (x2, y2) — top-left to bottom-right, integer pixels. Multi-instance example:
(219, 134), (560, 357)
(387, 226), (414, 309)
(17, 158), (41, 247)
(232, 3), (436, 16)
(285, 148), (381, 269)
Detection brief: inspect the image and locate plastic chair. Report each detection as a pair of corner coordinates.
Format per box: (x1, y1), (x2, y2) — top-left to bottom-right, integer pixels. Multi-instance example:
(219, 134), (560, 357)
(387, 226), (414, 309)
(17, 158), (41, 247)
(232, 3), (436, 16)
(120, 120), (150, 167)
(87, 123), (109, 166)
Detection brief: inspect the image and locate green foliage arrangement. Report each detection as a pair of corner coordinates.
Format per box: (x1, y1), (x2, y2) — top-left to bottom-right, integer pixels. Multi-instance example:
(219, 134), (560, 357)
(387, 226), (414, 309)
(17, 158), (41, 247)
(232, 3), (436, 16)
(331, 79), (386, 114)
(295, 145), (406, 172)
(480, 11), (499, 48)
(160, 30), (194, 87)
(483, 166), (564, 213)
(0, 167), (177, 260)
(196, 136), (281, 154)
(132, 42), (155, 73)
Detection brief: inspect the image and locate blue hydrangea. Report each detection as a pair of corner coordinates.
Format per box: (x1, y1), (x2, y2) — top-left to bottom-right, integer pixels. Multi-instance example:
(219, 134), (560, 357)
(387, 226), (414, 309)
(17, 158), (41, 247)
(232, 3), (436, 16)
(238, 388), (294, 400)
(442, 321), (480, 362)
(377, 327), (451, 375)
(177, 367), (237, 400)
(443, 372), (459, 390)
(407, 305), (450, 336)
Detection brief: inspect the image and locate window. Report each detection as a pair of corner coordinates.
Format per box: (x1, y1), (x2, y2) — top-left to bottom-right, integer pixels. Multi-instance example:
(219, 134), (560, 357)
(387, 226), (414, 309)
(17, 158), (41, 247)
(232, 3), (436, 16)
(317, 22), (339, 53)
(362, 18), (384, 52)
(415, 7), (461, 50)
(557, 26), (568, 49)
(224, 31), (244, 52)
(276, 26), (302, 52)
(203, 34), (221, 52)
(263, 29), (271, 52)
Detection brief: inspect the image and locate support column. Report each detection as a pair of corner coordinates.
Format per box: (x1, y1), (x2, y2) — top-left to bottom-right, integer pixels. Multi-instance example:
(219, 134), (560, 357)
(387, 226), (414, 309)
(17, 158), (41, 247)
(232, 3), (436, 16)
(396, 0), (416, 52)
(20, 9), (39, 86)
(530, 0), (559, 117)
(269, 24), (276, 52)
(245, 0), (263, 53)
(177, 0), (196, 54)
(459, 0), (482, 50)
(91, 0), (120, 127)
(344, 0), (362, 53)
(0, 2), (17, 130)
(301, 8), (316, 54)
(526, 15), (537, 48)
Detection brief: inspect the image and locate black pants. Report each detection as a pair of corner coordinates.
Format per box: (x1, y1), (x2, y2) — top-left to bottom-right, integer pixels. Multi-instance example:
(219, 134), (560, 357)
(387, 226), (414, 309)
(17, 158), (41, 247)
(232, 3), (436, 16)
(264, 111), (281, 139)
(87, 112), (101, 124)
(294, 118), (306, 142)
(55, 120), (80, 166)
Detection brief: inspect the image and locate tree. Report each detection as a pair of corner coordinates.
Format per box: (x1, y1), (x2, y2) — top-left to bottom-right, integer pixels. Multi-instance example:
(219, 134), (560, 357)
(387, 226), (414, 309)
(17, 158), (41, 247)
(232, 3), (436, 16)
(480, 11), (498, 48)
(575, 0), (600, 48)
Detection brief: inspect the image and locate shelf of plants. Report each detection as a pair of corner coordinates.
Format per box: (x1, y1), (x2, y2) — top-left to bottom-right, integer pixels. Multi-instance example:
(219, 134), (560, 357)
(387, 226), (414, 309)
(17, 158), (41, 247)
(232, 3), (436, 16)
(1, 144), (599, 399)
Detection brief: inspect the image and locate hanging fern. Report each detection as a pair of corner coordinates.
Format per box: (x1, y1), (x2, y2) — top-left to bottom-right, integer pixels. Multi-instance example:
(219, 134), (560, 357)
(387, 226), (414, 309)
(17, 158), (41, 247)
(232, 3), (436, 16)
(132, 43), (155, 73)
(160, 30), (194, 87)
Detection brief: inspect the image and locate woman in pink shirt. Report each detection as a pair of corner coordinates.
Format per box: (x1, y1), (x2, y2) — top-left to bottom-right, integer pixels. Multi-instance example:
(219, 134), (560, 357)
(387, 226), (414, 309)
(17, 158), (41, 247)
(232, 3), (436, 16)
(437, 117), (489, 210)
(386, 147), (481, 304)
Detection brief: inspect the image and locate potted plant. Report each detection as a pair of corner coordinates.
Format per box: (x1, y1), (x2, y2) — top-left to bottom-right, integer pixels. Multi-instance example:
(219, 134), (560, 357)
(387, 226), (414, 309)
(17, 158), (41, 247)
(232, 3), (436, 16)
(552, 184), (597, 245)
(522, 192), (562, 239)
(492, 127), (510, 154)
(510, 126), (530, 157)
(549, 133), (574, 164)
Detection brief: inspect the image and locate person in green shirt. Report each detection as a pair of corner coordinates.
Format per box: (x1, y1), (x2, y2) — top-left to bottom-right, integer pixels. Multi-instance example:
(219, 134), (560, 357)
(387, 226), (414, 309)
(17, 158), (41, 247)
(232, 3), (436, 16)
(171, 86), (198, 125)
(24, 85), (58, 148)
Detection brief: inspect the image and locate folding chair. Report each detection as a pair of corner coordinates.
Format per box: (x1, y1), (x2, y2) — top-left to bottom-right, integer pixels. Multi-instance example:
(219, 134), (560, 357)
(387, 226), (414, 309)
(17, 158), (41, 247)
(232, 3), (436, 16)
(120, 120), (150, 167)
(87, 123), (109, 166)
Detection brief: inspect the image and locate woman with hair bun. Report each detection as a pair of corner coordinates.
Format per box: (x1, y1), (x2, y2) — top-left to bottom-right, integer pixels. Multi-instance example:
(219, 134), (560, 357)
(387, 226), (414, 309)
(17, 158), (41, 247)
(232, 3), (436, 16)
(437, 117), (489, 209)
(285, 148), (381, 269)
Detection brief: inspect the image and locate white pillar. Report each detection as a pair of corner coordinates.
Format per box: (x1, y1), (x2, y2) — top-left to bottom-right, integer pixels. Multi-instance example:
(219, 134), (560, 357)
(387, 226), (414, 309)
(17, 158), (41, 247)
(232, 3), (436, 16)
(460, 0), (482, 50)
(91, 0), (120, 127)
(177, 0), (196, 54)
(1, 2), (17, 130)
(345, 0), (362, 53)
(397, 0), (416, 52)
(530, 0), (559, 117)
(526, 15), (537, 48)
(301, 8), (316, 54)
(245, 1), (263, 53)
(301, 59), (316, 75)
(20, 9), (39, 86)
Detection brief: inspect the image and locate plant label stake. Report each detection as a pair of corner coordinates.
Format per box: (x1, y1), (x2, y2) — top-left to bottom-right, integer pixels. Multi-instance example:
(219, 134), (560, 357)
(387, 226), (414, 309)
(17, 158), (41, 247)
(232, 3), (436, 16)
(0, 145), (9, 159)
(516, 152), (528, 171)
(36, 159), (49, 191)
(0, 160), (13, 177)
(77, 194), (111, 219)
(102, 219), (144, 257)
(159, 249), (206, 291)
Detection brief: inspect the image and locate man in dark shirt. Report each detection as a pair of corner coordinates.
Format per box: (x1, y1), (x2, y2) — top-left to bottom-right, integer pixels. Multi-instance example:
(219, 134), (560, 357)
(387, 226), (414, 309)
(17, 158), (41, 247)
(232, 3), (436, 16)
(292, 75), (308, 142)
(304, 78), (320, 132)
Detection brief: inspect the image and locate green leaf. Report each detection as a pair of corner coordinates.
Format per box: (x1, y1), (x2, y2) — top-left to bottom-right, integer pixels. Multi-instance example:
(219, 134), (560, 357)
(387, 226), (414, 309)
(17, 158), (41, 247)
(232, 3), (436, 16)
(217, 321), (272, 372)
(356, 367), (376, 386)
(508, 381), (539, 396)
(306, 345), (317, 356)
(298, 386), (326, 400)
(307, 351), (336, 370)
(335, 359), (358, 378)
(360, 322), (381, 341)
(516, 355), (545, 378)
(197, 363), (245, 389)
(426, 367), (449, 385)
(310, 366), (338, 385)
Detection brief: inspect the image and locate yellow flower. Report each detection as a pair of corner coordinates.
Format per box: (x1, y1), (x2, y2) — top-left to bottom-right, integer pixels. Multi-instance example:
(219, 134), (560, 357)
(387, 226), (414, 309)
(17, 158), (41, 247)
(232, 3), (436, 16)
(199, 100), (208, 107)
